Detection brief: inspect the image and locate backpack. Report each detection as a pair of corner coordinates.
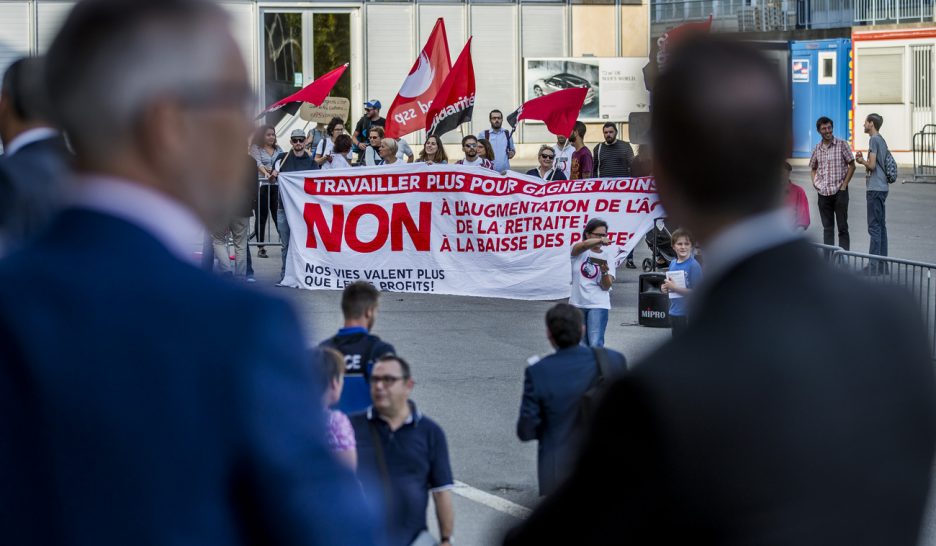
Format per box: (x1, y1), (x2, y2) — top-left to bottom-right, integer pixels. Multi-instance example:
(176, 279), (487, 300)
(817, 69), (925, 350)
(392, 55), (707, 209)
(577, 348), (614, 426)
(883, 149), (898, 184)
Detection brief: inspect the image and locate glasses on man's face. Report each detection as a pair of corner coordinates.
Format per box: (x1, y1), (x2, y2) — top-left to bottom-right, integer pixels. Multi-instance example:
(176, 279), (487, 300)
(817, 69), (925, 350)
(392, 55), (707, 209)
(370, 135), (380, 140)
(464, 143), (476, 149)
(590, 231), (608, 237)
(370, 375), (406, 387)
(540, 154), (555, 160)
(291, 138), (304, 144)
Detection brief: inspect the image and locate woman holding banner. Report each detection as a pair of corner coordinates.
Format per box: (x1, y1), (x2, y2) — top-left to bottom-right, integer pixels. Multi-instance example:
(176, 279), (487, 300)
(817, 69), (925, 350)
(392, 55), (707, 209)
(570, 218), (614, 347)
(417, 135), (448, 165)
(526, 145), (567, 181)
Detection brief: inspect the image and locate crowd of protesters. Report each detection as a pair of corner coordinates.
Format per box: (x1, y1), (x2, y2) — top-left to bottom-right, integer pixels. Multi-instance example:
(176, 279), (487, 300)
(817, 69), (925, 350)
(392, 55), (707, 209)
(0, 2), (930, 546)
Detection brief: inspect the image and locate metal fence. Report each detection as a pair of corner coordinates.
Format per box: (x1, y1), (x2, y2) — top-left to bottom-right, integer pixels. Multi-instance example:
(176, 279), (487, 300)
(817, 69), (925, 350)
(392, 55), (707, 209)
(652, 0), (931, 29)
(251, 178), (282, 248)
(912, 124), (936, 184)
(820, 246), (936, 360)
(854, 0), (934, 23)
(652, 0), (797, 31)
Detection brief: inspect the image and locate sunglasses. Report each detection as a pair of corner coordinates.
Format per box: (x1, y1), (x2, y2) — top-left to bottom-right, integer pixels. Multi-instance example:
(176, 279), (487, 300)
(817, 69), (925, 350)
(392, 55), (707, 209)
(291, 138), (305, 143)
(540, 154), (555, 160)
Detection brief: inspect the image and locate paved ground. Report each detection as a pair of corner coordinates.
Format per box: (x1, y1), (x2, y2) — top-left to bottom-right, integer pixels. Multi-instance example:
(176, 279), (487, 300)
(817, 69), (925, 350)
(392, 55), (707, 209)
(240, 165), (936, 545)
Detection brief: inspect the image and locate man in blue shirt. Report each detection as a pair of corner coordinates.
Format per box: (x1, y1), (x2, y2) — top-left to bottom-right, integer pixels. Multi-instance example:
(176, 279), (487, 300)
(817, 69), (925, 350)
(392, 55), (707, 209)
(352, 355), (455, 546)
(477, 109), (515, 174)
(320, 281), (397, 413)
(517, 303), (627, 496)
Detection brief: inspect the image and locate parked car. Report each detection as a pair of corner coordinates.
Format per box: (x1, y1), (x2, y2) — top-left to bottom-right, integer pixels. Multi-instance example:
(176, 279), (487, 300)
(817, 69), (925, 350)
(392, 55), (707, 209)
(531, 73), (597, 104)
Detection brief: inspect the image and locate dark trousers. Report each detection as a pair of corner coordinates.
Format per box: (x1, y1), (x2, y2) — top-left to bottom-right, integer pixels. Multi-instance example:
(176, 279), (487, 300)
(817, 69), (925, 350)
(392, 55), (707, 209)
(256, 184), (279, 245)
(867, 191), (888, 257)
(670, 315), (689, 338)
(817, 188), (850, 250)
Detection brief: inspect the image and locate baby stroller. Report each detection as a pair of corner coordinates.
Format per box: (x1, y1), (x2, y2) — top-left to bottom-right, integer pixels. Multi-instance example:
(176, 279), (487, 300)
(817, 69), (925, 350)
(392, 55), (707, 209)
(642, 217), (676, 272)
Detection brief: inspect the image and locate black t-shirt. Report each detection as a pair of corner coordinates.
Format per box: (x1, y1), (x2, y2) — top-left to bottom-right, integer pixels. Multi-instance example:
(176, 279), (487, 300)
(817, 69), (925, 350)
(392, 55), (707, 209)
(354, 116), (386, 143)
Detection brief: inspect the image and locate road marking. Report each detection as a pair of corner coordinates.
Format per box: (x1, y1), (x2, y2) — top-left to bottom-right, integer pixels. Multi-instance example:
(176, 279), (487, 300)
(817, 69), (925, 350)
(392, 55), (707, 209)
(451, 480), (533, 519)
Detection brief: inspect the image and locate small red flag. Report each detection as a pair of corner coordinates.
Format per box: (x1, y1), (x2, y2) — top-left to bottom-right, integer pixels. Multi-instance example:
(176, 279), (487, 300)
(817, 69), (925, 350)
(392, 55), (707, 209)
(506, 87), (588, 137)
(385, 19), (452, 138)
(258, 63), (348, 116)
(426, 37), (475, 137)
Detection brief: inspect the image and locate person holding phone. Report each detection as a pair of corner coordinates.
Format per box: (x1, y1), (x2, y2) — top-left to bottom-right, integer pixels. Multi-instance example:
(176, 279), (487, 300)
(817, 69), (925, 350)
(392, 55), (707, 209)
(569, 218), (614, 347)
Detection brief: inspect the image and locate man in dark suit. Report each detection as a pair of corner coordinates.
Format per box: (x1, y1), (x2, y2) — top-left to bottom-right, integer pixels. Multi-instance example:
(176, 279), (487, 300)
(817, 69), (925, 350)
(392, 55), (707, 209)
(0, 56), (71, 252)
(516, 303), (626, 496)
(505, 37), (936, 546)
(0, 1), (375, 545)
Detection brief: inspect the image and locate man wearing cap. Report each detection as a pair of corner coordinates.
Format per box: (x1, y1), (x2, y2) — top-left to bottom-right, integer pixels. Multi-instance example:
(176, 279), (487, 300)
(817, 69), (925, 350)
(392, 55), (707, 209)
(271, 129), (315, 283)
(353, 100), (386, 164)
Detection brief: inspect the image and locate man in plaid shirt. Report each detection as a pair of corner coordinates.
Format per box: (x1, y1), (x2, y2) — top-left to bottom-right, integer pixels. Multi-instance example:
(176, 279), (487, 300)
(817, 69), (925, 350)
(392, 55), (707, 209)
(810, 116), (856, 249)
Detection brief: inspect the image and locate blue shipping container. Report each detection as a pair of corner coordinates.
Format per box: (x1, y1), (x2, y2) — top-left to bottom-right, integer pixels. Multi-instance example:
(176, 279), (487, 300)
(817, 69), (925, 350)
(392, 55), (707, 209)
(791, 39), (853, 159)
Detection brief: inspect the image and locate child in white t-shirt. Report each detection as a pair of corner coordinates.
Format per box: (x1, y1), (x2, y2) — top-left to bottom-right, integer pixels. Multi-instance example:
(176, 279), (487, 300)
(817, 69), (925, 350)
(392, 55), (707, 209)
(569, 218), (615, 347)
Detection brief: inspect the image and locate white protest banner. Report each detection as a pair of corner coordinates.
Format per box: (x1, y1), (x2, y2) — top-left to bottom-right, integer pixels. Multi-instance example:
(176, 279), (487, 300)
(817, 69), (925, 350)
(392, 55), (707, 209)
(278, 164), (664, 300)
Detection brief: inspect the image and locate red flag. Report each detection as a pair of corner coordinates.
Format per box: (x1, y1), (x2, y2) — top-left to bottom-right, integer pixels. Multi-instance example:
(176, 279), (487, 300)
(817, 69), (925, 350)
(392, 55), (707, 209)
(258, 63), (348, 116)
(426, 37), (475, 137)
(506, 87), (588, 137)
(385, 19), (452, 138)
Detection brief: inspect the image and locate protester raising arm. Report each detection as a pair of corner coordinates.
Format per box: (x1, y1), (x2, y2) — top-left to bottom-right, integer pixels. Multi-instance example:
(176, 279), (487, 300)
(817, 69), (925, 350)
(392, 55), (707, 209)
(571, 233), (611, 257)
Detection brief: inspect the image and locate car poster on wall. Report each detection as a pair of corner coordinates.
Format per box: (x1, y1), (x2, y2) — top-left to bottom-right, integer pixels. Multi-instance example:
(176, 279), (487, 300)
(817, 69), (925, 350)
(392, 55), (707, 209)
(524, 57), (650, 122)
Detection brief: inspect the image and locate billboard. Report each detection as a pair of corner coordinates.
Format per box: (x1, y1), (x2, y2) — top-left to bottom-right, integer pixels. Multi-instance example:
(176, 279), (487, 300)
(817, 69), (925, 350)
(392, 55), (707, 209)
(524, 57), (650, 122)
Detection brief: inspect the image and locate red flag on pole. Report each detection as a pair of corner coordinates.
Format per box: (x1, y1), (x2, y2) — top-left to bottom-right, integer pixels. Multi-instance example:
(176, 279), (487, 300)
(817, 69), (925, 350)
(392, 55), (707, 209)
(426, 37), (475, 137)
(258, 63), (349, 117)
(384, 19), (452, 138)
(506, 87), (588, 137)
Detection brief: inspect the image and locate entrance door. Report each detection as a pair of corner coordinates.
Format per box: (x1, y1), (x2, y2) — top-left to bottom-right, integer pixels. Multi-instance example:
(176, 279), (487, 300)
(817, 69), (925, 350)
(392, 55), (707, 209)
(911, 44), (935, 135)
(260, 9), (357, 128)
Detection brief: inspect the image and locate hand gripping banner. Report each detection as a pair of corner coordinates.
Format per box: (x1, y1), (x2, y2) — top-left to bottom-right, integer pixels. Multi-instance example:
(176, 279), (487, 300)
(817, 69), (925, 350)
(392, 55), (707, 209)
(278, 164), (664, 300)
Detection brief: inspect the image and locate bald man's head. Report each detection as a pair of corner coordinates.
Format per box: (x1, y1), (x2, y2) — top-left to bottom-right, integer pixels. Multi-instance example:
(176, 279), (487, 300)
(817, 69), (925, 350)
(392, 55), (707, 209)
(651, 37), (789, 221)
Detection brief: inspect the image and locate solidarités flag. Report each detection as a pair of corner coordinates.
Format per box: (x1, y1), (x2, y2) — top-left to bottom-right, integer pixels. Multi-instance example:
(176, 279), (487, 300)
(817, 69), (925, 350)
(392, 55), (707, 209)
(506, 87), (587, 137)
(426, 37), (475, 137)
(384, 19), (452, 138)
(257, 63), (349, 117)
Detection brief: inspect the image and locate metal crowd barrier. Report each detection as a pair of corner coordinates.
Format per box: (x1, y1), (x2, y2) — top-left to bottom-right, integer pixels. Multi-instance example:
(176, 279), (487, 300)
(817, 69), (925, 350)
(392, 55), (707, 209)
(912, 124), (936, 184)
(249, 177), (282, 248)
(811, 242), (843, 264)
(817, 245), (936, 360)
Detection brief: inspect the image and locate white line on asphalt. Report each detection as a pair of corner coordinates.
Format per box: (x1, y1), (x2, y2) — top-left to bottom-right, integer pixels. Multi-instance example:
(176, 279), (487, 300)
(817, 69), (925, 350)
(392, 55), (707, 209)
(452, 481), (533, 519)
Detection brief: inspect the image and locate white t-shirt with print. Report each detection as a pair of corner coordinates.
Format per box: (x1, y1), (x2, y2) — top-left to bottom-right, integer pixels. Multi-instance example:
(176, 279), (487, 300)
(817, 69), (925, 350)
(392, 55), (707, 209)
(322, 153), (352, 170)
(554, 143), (574, 180)
(570, 247), (613, 309)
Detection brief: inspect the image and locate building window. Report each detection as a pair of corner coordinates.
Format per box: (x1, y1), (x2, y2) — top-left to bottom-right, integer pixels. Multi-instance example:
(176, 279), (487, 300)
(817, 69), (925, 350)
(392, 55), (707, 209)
(858, 48), (903, 104)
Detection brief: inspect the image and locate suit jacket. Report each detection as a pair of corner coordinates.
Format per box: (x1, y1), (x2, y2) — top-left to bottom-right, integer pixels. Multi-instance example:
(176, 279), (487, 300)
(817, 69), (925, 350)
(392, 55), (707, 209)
(505, 240), (936, 545)
(0, 209), (375, 545)
(517, 345), (627, 496)
(0, 135), (72, 246)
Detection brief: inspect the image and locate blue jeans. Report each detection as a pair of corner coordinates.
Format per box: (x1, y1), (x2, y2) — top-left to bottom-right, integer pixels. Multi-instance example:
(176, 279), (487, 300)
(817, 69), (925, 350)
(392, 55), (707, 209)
(867, 190), (888, 258)
(582, 308), (609, 348)
(276, 207), (290, 281)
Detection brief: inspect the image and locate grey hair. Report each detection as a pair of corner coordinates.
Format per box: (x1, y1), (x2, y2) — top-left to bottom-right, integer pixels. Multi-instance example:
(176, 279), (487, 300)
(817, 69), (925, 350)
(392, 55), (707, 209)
(45, 0), (233, 159)
(381, 138), (399, 156)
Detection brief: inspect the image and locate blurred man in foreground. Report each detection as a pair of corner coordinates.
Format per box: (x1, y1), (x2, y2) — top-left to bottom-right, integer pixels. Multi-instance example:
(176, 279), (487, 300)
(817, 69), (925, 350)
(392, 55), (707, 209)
(0, 1), (374, 544)
(504, 36), (936, 546)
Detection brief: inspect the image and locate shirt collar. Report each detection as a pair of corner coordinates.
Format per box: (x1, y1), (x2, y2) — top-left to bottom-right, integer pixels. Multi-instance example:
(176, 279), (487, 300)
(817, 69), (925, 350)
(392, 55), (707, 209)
(4, 127), (59, 156)
(366, 400), (423, 426)
(337, 326), (368, 336)
(701, 208), (800, 288)
(69, 175), (204, 263)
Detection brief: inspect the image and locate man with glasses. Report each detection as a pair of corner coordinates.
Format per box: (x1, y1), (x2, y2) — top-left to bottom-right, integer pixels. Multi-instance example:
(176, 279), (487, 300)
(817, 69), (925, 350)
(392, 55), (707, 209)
(351, 355), (455, 546)
(477, 109), (515, 174)
(526, 145), (567, 181)
(353, 99), (385, 164)
(271, 129), (315, 283)
(455, 135), (494, 170)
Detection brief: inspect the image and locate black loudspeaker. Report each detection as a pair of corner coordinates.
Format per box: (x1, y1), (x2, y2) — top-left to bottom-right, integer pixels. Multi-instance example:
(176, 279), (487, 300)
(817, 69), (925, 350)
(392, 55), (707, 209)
(638, 273), (670, 328)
